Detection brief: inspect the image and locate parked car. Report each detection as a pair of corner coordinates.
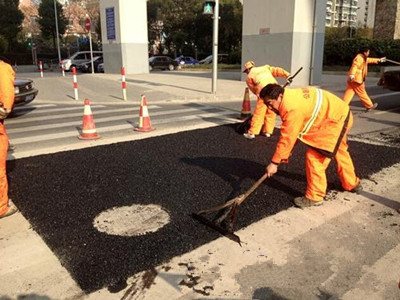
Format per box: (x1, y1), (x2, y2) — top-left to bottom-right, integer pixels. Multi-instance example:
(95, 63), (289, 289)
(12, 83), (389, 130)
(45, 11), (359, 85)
(378, 69), (400, 91)
(77, 56), (103, 73)
(97, 63), (104, 73)
(175, 56), (199, 65)
(60, 51), (103, 71)
(149, 56), (179, 71)
(13, 78), (38, 107)
(199, 54), (228, 64)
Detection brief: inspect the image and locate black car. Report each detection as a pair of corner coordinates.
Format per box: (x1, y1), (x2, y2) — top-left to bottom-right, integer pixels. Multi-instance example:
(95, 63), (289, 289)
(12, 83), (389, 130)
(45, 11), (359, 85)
(14, 78), (38, 107)
(77, 56), (103, 73)
(378, 69), (400, 91)
(149, 56), (179, 71)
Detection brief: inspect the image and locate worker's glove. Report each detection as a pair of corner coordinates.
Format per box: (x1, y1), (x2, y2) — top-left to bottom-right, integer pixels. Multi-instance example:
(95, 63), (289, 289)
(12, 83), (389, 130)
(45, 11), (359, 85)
(380, 57), (387, 63)
(0, 107), (11, 120)
(349, 74), (355, 82)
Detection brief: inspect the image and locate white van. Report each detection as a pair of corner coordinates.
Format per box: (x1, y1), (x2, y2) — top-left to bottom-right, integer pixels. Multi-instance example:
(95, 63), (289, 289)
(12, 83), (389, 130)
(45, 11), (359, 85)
(60, 51), (102, 71)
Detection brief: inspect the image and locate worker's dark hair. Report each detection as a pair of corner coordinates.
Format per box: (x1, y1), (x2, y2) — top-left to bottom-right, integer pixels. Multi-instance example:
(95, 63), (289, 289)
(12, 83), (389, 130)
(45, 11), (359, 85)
(360, 46), (370, 54)
(0, 56), (11, 65)
(260, 83), (284, 100)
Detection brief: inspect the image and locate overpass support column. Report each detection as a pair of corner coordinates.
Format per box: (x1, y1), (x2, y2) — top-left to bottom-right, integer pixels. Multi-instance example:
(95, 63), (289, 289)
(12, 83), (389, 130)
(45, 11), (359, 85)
(99, 0), (149, 74)
(242, 0), (327, 85)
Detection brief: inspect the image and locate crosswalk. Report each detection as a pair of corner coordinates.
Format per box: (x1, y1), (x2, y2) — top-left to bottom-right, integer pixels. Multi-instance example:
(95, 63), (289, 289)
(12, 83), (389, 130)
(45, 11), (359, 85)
(6, 102), (239, 159)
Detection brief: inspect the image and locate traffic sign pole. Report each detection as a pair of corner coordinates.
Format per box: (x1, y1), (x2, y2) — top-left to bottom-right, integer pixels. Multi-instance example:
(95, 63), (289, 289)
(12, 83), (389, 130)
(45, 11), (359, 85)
(84, 16), (95, 74)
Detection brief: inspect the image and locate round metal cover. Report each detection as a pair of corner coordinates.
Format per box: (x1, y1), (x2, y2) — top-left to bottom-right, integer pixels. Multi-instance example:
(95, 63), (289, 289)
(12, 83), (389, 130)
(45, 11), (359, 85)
(93, 204), (170, 237)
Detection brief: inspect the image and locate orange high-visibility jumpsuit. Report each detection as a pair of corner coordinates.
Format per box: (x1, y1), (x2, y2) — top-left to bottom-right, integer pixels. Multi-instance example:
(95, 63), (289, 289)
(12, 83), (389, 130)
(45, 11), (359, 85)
(0, 60), (15, 216)
(246, 65), (290, 136)
(271, 87), (359, 201)
(342, 53), (380, 109)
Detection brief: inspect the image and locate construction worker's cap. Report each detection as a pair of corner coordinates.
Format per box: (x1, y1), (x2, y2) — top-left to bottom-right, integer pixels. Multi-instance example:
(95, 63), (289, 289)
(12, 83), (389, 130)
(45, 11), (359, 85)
(243, 60), (255, 72)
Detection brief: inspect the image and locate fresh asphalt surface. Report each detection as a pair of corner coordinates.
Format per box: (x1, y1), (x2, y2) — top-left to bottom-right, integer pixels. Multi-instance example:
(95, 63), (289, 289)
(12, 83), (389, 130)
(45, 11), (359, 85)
(7, 123), (400, 293)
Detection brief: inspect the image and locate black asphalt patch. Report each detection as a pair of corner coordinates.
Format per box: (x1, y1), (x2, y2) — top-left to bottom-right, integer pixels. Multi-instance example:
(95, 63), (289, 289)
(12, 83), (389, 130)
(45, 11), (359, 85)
(8, 124), (400, 292)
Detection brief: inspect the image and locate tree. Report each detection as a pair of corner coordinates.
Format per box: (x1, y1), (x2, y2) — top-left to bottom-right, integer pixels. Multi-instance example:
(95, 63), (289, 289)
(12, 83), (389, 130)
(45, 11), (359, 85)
(0, 34), (9, 53)
(0, 0), (24, 51)
(147, 0), (242, 61)
(38, 0), (67, 51)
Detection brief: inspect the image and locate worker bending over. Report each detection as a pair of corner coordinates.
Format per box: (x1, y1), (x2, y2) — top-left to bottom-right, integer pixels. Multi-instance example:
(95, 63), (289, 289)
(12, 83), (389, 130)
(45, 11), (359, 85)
(243, 61), (291, 139)
(343, 47), (386, 111)
(260, 83), (361, 208)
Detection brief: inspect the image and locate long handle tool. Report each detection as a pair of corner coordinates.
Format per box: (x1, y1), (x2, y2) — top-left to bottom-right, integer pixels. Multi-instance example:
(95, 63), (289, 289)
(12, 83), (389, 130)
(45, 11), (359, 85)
(386, 58), (400, 66)
(192, 173), (268, 246)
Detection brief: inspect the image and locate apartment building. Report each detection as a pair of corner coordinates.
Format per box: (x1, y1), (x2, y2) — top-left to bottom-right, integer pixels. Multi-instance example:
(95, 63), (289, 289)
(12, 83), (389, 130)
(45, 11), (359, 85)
(326, 0), (359, 27)
(356, 0), (376, 28)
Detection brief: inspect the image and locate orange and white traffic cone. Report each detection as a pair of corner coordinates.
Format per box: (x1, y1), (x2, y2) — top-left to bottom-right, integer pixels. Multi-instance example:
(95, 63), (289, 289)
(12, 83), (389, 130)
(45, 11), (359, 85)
(134, 94), (155, 132)
(78, 99), (100, 140)
(239, 87), (251, 119)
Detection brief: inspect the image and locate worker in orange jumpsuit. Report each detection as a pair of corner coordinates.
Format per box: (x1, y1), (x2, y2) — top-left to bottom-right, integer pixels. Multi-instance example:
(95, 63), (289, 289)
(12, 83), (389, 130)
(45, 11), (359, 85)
(0, 57), (17, 218)
(242, 61), (291, 139)
(342, 47), (386, 111)
(260, 83), (361, 208)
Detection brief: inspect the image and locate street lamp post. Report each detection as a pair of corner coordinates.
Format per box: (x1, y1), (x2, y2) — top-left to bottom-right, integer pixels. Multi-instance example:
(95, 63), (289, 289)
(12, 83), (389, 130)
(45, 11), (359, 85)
(211, 0), (219, 95)
(54, 0), (62, 73)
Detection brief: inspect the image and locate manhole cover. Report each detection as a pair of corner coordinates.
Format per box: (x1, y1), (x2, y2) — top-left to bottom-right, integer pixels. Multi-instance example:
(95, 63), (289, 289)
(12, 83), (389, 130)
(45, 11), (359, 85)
(93, 204), (170, 236)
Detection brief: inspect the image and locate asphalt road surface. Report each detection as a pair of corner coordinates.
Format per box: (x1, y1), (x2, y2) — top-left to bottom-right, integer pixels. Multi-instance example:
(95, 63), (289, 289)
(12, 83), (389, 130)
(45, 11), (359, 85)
(7, 123), (400, 293)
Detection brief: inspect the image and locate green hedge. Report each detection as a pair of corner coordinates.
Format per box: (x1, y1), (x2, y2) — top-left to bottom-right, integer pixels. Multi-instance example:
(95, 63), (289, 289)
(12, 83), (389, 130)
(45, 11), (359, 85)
(324, 38), (400, 66)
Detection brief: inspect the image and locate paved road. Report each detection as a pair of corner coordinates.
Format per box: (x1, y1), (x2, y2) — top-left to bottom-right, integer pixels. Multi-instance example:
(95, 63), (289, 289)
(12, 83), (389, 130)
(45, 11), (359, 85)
(1, 69), (400, 300)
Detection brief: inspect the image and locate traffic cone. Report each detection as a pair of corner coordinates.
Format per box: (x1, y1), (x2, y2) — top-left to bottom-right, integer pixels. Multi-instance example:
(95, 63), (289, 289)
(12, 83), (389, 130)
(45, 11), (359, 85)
(239, 87), (251, 119)
(134, 94), (155, 132)
(78, 99), (100, 140)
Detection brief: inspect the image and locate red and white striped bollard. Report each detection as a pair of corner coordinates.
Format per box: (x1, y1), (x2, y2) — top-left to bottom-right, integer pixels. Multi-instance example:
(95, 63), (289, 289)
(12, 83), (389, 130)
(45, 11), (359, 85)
(121, 66), (127, 101)
(72, 67), (78, 100)
(39, 61), (43, 78)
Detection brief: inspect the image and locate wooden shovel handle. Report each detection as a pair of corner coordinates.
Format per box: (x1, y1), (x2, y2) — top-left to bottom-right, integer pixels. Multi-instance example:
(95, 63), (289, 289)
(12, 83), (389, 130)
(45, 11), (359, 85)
(386, 58), (400, 66)
(237, 173), (269, 205)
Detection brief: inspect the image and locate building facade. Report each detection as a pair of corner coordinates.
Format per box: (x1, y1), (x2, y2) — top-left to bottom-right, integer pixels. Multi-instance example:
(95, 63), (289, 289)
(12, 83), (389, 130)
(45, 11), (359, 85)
(356, 0), (376, 28)
(373, 0), (400, 39)
(326, 0), (359, 27)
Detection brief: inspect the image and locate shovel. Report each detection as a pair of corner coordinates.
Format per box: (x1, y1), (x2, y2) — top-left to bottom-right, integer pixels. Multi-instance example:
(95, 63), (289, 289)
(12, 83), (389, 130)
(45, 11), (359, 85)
(192, 173), (268, 246)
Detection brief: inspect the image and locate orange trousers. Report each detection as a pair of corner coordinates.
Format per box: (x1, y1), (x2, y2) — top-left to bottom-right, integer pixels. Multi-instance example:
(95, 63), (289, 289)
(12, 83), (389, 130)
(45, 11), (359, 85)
(342, 81), (374, 109)
(0, 128), (9, 215)
(304, 114), (359, 201)
(248, 97), (276, 135)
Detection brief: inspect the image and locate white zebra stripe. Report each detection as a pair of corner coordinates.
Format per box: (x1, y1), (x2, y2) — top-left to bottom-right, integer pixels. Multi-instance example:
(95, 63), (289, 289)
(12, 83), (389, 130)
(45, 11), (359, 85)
(9, 110), (236, 145)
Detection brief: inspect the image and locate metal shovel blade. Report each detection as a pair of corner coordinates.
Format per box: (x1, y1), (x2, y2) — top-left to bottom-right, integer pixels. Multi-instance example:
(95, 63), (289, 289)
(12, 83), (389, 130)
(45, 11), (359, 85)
(192, 212), (242, 246)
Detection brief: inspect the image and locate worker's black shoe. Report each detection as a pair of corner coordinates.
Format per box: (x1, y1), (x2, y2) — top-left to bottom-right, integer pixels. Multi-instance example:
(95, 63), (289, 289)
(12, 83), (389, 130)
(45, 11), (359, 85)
(350, 183), (363, 194)
(294, 196), (323, 208)
(0, 202), (18, 219)
(366, 102), (378, 112)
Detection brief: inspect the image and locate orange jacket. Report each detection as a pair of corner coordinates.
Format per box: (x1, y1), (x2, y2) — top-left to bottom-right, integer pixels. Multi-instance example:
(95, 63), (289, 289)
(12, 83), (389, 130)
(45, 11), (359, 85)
(271, 87), (351, 164)
(0, 60), (15, 110)
(348, 53), (380, 84)
(246, 65), (290, 96)
(0, 60), (15, 135)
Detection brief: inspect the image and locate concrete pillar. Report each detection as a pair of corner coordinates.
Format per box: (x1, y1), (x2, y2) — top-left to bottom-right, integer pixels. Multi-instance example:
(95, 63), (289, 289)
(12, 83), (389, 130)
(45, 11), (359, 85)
(99, 0), (149, 74)
(241, 0), (327, 86)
